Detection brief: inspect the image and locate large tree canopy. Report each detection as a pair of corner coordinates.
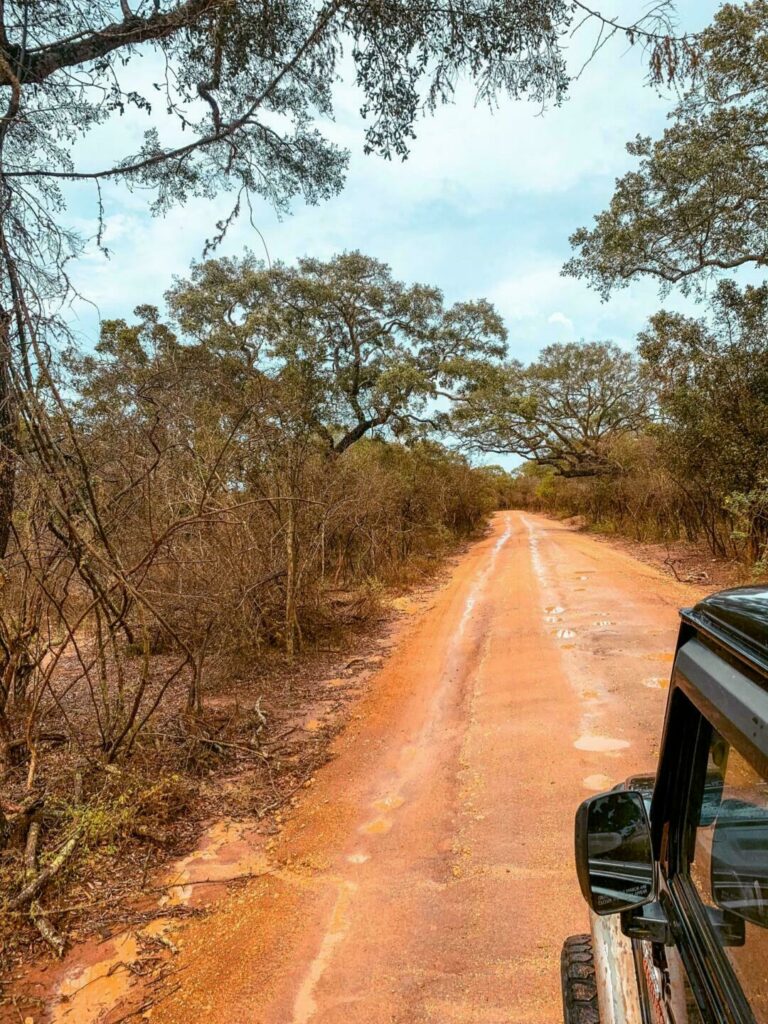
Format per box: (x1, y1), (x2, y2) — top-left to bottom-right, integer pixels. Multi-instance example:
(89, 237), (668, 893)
(566, 1), (768, 296)
(453, 341), (649, 477)
(94, 250), (508, 457)
(0, 0), (689, 332)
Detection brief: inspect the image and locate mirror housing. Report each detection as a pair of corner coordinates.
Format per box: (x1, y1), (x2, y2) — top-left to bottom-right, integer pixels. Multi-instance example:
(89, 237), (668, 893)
(575, 789), (656, 915)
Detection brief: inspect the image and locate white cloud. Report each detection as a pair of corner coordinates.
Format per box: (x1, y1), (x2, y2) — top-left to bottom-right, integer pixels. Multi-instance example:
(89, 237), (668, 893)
(488, 259), (700, 363)
(548, 311), (575, 335)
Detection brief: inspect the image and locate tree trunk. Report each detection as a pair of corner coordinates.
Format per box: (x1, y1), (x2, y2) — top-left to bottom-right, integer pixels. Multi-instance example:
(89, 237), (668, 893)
(285, 498), (296, 660)
(0, 309), (16, 561)
(186, 623), (212, 715)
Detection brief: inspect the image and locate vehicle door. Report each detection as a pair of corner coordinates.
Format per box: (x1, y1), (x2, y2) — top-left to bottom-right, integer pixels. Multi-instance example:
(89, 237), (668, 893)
(647, 639), (768, 1024)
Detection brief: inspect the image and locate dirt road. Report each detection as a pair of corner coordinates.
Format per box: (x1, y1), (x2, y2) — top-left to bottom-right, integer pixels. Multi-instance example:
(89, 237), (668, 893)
(152, 511), (704, 1024)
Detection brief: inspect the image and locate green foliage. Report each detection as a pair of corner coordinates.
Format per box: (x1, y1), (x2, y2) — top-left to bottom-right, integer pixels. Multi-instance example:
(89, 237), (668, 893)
(1, 0), (576, 361)
(637, 281), (768, 556)
(566, 1), (768, 295)
(724, 483), (768, 573)
(510, 285), (768, 568)
(554, 1), (768, 568)
(163, 251), (508, 454)
(454, 341), (649, 477)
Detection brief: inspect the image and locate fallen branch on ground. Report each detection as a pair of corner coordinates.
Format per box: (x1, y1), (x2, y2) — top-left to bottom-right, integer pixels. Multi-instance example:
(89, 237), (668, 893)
(8, 827), (82, 911)
(12, 812), (70, 955)
(30, 899), (66, 957)
(24, 820), (41, 876)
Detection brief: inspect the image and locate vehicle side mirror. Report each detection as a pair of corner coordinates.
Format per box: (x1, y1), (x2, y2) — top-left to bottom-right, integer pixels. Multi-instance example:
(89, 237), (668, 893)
(575, 790), (656, 915)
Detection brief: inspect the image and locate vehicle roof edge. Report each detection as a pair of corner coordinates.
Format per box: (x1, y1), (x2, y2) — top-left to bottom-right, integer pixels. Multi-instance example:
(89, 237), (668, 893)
(680, 585), (768, 678)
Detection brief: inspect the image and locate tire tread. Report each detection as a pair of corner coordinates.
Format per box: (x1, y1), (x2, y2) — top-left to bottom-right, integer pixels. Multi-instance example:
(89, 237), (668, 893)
(561, 933), (600, 1024)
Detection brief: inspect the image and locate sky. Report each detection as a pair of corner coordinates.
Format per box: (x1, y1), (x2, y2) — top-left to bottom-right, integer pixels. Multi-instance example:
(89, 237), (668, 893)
(66, 1), (721, 374)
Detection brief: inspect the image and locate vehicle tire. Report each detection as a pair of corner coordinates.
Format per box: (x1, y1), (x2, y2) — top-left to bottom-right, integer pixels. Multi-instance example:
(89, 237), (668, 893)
(561, 933), (600, 1024)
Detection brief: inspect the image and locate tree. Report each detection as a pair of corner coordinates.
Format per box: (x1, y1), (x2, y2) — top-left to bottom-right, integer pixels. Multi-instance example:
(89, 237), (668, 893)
(566, 2), (768, 297)
(166, 250), (508, 452)
(78, 250), (506, 656)
(637, 280), (768, 556)
(454, 341), (649, 477)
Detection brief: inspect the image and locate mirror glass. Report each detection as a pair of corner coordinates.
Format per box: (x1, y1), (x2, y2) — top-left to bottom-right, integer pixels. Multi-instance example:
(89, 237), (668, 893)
(586, 791), (655, 914)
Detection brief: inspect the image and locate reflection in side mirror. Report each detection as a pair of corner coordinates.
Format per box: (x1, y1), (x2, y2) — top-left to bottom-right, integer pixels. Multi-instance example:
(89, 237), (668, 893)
(711, 798), (768, 930)
(575, 790), (656, 916)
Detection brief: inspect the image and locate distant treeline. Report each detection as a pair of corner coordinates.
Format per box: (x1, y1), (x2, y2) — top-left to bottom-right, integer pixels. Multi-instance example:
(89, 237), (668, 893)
(501, 283), (768, 571)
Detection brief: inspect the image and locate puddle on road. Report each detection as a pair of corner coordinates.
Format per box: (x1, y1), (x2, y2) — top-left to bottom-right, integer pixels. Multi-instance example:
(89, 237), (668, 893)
(553, 628), (576, 639)
(347, 852), (370, 865)
(359, 817), (392, 835)
(574, 735), (630, 753)
(583, 774), (614, 791)
(372, 794), (404, 813)
(159, 820), (271, 907)
(52, 933), (140, 1024)
(593, 620), (614, 627)
(545, 605), (565, 615)
(642, 677), (669, 690)
(642, 652), (675, 663)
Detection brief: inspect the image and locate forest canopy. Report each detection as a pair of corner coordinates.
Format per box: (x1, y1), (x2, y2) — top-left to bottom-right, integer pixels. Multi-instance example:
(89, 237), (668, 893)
(566, 1), (768, 295)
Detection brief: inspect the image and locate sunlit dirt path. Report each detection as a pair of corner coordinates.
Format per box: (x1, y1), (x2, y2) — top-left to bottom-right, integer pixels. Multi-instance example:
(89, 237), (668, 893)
(150, 511), (704, 1024)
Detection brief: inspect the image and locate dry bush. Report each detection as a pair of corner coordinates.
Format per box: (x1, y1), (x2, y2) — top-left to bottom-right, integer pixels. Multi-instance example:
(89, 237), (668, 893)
(509, 431), (767, 570)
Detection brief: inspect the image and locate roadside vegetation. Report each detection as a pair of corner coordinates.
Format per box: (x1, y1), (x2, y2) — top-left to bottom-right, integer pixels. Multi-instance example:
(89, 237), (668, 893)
(469, 303), (768, 572)
(0, 250), (513, 969)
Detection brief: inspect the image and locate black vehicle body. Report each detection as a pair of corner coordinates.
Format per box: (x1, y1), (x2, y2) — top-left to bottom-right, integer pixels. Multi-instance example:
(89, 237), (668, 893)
(563, 587), (768, 1024)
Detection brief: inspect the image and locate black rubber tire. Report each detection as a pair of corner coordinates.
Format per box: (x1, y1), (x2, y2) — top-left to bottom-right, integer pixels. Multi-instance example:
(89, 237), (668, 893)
(561, 933), (601, 1024)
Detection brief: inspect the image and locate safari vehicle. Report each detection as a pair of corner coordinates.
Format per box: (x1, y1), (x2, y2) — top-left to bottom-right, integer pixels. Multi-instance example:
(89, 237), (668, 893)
(562, 586), (768, 1024)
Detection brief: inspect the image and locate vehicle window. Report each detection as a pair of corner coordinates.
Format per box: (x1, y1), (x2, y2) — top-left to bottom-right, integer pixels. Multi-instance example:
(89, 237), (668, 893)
(691, 731), (768, 1022)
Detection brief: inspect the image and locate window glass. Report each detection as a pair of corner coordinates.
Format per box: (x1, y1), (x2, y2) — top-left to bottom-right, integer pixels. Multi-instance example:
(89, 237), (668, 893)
(691, 732), (768, 1022)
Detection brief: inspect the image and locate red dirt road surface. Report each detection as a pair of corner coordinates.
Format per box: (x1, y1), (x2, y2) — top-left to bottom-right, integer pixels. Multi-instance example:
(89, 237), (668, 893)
(152, 511), (705, 1024)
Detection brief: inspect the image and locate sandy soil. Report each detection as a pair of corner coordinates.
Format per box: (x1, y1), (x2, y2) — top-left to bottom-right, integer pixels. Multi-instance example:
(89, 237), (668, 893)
(27, 511), (710, 1024)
